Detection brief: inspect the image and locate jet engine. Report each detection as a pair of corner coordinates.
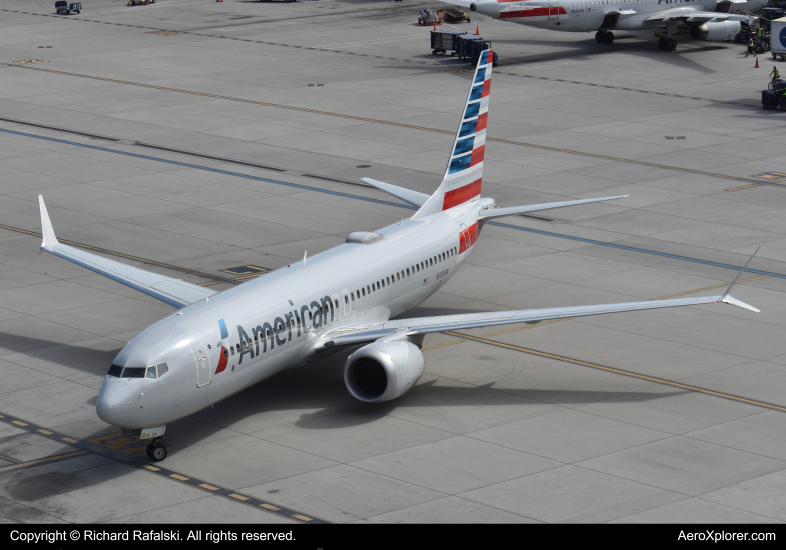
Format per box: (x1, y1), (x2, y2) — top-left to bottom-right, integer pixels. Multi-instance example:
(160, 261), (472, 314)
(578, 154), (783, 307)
(689, 21), (740, 41)
(344, 341), (424, 403)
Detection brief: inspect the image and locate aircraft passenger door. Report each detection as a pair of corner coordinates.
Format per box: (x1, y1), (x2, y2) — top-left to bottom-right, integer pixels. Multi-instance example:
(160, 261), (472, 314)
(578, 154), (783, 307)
(547, 0), (559, 19)
(186, 335), (212, 388)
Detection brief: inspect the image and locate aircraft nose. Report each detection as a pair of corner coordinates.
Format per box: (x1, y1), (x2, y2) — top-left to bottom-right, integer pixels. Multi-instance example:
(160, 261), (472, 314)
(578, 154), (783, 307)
(96, 381), (134, 425)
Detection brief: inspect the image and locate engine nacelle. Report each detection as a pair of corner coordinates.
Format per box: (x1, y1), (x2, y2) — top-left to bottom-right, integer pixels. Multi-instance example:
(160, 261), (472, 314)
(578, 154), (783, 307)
(344, 341), (424, 403)
(689, 21), (741, 41)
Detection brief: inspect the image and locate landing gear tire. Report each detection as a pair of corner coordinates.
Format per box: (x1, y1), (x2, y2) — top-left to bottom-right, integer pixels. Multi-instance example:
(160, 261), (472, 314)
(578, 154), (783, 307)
(657, 37), (666, 50)
(666, 38), (677, 52)
(146, 436), (167, 461)
(603, 31), (614, 45)
(146, 442), (167, 461)
(595, 30), (604, 43)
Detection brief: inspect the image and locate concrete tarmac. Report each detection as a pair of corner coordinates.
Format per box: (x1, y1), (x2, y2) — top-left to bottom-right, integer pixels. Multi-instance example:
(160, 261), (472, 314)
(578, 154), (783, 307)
(1, 0), (786, 524)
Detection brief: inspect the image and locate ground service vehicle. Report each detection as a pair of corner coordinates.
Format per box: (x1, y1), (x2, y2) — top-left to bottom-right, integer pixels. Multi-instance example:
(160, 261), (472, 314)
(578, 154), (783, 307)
(55, 1), (81, 14)
(772, 17), (786, 60)
(431, 30), (467, 55)
(762, 81), (786, 109)
(440, 8), (470, 23)
(418, 9), (443, 26)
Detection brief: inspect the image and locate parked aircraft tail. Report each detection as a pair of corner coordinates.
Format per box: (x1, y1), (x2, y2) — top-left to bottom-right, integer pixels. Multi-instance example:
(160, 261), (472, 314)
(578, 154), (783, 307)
(413, 48), (493, 219)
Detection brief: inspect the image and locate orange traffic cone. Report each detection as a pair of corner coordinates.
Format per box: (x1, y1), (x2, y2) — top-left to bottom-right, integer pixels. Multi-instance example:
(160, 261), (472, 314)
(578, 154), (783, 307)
(475, 24), (480, 35)
(755, 56), (760, 68)
(434, 23), (436, 31)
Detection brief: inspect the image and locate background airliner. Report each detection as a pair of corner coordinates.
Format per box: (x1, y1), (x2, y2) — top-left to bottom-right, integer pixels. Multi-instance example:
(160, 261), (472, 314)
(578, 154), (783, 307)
(448, 0), (766, 50)
(37, 50), (758, 461)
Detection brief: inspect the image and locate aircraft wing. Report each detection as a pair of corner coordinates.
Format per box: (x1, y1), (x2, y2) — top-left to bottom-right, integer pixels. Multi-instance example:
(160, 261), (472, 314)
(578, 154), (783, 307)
(315, 246), (761, 352)
(38, 197), (216, 308)
(315, 294), (757, 351)
(645, 8), (748, 23)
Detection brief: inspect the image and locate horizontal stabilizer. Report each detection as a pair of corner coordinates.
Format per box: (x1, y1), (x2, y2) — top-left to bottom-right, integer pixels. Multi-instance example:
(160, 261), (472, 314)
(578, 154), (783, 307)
(361, 178), (430, 207)
(478, 195), (628, 221)
(38, 196), (216, 308)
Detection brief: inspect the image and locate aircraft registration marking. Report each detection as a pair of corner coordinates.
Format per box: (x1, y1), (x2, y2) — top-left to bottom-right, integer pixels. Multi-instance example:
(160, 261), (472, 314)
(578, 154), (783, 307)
(0, 412), (330, 524)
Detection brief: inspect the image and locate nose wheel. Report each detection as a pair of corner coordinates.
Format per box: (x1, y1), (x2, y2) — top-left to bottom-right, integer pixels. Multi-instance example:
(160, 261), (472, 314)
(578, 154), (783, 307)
(146, 437), (167, 461)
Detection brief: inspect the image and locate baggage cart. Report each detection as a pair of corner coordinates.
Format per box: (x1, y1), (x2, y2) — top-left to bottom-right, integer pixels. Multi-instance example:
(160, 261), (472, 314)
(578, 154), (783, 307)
(55, 1), (81, 14)
(431, 30), (467, 55)
(456, 35), (485, 61)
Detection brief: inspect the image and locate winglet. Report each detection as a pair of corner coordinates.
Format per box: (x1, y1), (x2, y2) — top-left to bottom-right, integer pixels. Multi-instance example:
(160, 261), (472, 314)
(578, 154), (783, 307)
(38, 195), (58, 251)
(718, 245), (761, 313)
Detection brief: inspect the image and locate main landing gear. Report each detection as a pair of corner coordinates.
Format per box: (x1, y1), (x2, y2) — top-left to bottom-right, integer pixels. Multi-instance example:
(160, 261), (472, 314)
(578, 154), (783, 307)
(595, 30), (614, 44)
(657, 21), (679, 52)
(146, 436), (167, 461)
(658, 37), (677, 52)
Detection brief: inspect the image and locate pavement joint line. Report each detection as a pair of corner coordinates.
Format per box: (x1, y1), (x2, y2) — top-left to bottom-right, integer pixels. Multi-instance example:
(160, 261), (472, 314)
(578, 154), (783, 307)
(1, 64), (764, 185)
(422, 274), (769, 351)
(0, 450), (89, 473)
(441, 330), (786, 414)
(0, 412), (330, 524)
(3, 126), (785, 281)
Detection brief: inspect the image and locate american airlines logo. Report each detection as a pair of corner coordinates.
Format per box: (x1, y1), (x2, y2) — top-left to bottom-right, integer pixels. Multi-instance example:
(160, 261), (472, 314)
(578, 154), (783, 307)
(225, 294), (342, 365)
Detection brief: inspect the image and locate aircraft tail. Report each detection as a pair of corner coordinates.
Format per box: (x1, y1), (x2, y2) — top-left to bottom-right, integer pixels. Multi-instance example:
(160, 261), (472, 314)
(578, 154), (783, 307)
(413, 49), (493, 219)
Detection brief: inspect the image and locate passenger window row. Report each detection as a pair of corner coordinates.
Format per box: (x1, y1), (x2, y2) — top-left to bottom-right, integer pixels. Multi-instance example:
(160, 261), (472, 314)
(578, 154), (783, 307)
(348, 246), (458, 302)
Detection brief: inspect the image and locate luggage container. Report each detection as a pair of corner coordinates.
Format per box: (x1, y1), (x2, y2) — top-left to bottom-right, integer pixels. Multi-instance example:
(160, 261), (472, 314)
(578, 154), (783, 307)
(456, 35), (485, 61)
(431, 30), (467, 55)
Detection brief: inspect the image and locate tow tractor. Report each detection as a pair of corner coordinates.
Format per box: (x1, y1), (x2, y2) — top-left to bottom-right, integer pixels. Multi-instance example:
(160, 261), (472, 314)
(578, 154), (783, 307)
(762, 80), (786, 110)
(55, 1), (81, 14)
(418, 9), (443, 26)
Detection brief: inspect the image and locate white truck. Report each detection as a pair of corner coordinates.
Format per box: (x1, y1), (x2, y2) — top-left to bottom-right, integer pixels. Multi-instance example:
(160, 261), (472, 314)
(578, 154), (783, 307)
(771, 17), (786, 61)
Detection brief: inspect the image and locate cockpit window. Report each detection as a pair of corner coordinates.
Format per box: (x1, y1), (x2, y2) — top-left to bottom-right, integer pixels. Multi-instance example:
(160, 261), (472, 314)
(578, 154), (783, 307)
(157, 363), (168, 377)
(146, 366), (157, 379)
(124, 367), (145, 378)
(107, 364), (123, 377)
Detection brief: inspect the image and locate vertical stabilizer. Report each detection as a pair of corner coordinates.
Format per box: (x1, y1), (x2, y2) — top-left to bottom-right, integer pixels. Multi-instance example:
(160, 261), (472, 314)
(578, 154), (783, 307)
(413, 48), (493, 219)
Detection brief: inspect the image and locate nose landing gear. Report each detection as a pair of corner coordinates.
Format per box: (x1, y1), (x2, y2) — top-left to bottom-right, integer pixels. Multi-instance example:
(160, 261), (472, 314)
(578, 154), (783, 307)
(146, 436), (167, 461)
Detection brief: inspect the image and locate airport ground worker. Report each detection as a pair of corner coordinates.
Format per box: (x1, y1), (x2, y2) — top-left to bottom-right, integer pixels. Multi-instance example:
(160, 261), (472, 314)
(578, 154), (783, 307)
(758, 26), (765, 37)
(747, 37), (755, 56)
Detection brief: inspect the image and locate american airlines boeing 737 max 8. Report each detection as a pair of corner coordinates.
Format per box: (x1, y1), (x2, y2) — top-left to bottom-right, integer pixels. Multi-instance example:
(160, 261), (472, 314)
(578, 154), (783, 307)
(36, 50), (759, 461)
(448, 0), (766, 51)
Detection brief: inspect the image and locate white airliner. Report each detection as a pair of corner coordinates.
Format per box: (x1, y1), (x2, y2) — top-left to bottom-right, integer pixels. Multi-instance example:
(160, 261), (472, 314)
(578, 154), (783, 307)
(37, 50), (758, 461)
(447, 0), (765, 50)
